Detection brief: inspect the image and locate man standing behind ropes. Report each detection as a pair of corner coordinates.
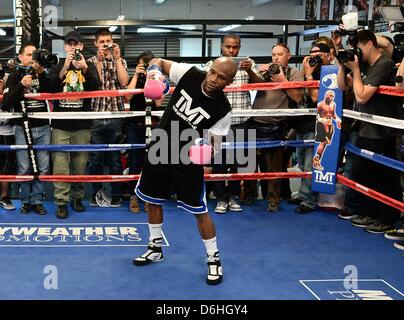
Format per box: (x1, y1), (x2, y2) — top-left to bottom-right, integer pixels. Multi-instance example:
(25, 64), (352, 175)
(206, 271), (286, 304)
(52, 31), (100, 219)
(3, 43), (57, 215)
(87, 28), (129, 208)
(205, 33), (261, 214)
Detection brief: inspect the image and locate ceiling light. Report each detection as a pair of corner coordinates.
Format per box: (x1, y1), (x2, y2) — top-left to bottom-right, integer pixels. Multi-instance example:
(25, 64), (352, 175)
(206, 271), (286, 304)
(153, 24), (196, 30)
(217, 24), (241, 32)
(0, 28), (6, 36)
(109, 26), (118, 32)
(138, 27), (172, 33)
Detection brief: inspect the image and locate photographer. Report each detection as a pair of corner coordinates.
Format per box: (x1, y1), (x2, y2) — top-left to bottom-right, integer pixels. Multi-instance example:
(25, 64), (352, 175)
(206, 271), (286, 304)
(0, 65), (16, 211)
(125, 50), (164, 213)
(248, 42), (303, 212)
(2, 43), (58, 215)
(51, 31), (101, 219)
(337, 29), (402, 233)
(87, 28), (129, 208)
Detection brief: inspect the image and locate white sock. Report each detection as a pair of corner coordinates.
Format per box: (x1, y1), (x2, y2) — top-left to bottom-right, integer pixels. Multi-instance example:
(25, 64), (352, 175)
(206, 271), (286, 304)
(202, 237), (218, 257)
(148, 223), (163, 243)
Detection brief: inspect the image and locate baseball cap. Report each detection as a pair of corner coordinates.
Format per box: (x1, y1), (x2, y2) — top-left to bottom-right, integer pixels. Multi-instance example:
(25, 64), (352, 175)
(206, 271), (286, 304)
(64, 30), (82, 43)
(310, 42), (331, 54)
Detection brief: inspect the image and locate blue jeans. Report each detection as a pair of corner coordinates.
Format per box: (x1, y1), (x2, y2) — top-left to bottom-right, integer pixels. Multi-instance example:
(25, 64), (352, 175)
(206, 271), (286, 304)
(341, 130), (363, 214)
(88, 119), (123, 196)
(126, 122), (146, 175)
(126, 121), (146, 193)
(296, 131), (317, 209)
(15, 125), (50, 205)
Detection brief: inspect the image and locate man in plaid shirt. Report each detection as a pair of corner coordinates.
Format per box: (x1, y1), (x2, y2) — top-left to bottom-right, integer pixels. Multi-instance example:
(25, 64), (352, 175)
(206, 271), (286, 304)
(87, 28), (129, 208)
(205, 33), (262, 214)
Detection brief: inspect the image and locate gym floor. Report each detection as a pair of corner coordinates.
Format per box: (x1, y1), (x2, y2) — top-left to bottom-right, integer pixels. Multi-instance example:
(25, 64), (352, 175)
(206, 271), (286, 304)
(0, 199), (402, 300)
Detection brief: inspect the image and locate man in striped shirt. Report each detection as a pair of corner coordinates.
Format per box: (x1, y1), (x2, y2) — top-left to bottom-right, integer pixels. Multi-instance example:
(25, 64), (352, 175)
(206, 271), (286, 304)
(87, 28), (129, 208)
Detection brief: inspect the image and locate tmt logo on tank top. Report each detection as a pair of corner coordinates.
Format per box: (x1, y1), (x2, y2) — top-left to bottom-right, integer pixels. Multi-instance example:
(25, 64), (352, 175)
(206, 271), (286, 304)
(173, 89), (210, 129)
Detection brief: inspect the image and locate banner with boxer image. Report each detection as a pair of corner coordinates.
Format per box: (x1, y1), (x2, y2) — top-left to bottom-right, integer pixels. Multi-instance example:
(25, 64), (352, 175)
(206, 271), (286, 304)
(311, 65), (343, 194)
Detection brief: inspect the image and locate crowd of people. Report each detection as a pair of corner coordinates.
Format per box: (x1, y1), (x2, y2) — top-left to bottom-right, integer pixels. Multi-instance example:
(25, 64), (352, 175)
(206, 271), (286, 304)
(0, 26), (403, 283)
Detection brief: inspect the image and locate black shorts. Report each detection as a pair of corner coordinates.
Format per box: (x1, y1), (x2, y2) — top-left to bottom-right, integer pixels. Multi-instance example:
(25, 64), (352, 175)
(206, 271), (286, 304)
(315, 122), (334, 143)
(0, 135), (16, 174)
(135, 157), (207, 214)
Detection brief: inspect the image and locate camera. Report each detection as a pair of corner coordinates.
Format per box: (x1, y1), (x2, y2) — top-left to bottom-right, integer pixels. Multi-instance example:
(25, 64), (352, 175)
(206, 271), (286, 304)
(73, 49), (82, 61)
(262, 63), (284, 82)
(103, 44), (114, 51)
(336, 48), (363, 64)
(7, 58), (35, 77)
(333, 28), (359, 47)
(308, 55), (323, 67)
(32, 49), (59, 68)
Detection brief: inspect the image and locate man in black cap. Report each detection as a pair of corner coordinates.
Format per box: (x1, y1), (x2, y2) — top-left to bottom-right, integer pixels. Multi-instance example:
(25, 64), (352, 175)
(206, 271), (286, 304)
(51, 30), (100, 219)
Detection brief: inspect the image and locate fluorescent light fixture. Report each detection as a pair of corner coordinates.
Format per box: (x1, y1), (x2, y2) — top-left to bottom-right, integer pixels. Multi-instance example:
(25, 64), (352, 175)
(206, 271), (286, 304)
(154, 0), (166, 4)
(0, 28), (6, 36)
(244, 16), (255, 20)
(218, 24), (241, 32)
(138, 27), (172, 33)
(109, 15), (125, 32)
(153, 24), (196, 30)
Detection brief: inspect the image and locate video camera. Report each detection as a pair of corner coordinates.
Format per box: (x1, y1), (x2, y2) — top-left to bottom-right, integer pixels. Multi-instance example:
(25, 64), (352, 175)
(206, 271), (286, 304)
(7, 58), (36, 77)
(308, 55), (323, 67)
(336, 47), (363, 64)
(381, 4), (404, 61)
(333, 28), (359, 48)
(262, 63), (285, 82)
(32, 49), (59, 68)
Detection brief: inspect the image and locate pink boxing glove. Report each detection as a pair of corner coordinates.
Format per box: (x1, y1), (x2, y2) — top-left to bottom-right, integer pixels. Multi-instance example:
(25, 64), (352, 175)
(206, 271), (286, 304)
(189, 138), (214, 165)
(144, 64), (170, 99)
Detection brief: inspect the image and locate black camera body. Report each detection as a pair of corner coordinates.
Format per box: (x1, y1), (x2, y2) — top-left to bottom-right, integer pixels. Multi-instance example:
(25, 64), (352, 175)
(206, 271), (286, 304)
(308, 55), (323, 67)
(32, 49), (59, 68)
(336, 48), (363, 64)
(333, 28), (359, 47)
(263, 63), (284, 82)
(73, 49), (82, 61)
(104, 44), (114, 51)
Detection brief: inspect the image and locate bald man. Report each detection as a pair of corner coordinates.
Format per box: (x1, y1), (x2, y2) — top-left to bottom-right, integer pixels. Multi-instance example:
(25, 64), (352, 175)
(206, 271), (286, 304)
(313, 89), (341, 170)
(133, 57), (237, 285)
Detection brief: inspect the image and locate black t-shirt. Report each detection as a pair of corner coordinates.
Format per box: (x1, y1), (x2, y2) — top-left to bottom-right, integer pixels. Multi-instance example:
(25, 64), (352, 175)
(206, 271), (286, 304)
(356, 55), (402, 138)
(154, 66), (231, 157)
(51, 59), (100, 131)
(2, 69), (58, 127)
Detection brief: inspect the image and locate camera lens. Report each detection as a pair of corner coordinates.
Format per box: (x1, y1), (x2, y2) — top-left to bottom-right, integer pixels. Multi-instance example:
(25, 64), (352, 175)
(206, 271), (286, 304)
(74, 49), (81, 61)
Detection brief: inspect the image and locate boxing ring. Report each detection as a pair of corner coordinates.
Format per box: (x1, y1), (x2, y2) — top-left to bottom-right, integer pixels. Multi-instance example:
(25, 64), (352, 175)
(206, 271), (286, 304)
(0, 81), (403, 300)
